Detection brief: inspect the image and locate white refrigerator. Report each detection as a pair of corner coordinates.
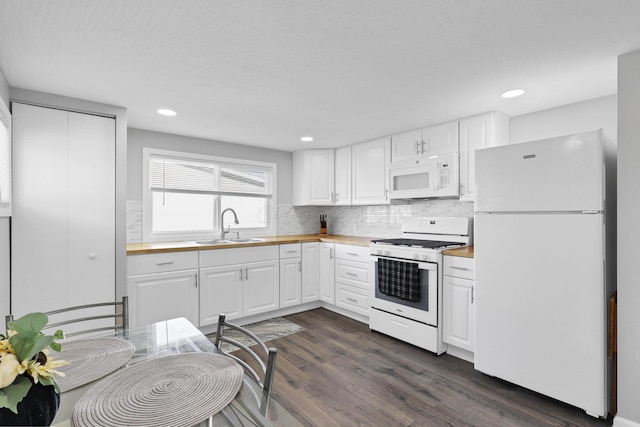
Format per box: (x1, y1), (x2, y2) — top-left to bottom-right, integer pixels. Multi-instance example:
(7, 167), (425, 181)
(474, 129), (610, 417)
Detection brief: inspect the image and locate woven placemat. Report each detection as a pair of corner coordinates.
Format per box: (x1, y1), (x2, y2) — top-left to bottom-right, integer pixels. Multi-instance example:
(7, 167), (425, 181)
(56, 337), (136, 392)
(71, 353), (244, 427)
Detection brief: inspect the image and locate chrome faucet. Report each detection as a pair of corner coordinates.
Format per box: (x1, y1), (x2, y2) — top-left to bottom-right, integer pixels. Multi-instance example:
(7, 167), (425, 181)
(221, 208), (239, 239)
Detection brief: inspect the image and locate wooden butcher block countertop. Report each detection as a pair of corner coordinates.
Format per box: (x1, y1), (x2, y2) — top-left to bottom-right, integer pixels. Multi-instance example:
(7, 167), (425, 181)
(442, 246), (474, 258)
(127, 234), (375, 255)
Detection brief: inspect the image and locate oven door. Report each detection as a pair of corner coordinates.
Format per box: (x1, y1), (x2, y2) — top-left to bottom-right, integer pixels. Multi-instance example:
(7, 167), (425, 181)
(370, 255), (438, 326)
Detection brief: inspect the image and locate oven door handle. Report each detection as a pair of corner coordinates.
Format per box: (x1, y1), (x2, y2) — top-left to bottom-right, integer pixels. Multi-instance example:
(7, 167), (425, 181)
(370, 255), (438, 271)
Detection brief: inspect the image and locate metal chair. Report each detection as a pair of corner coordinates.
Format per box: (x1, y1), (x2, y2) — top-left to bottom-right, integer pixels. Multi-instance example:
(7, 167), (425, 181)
(5, 296), (129, 339)
(214, 314), (277, 419)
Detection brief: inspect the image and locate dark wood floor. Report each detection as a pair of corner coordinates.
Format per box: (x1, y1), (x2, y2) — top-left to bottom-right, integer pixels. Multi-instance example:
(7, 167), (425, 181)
(266, 308), (613, 427)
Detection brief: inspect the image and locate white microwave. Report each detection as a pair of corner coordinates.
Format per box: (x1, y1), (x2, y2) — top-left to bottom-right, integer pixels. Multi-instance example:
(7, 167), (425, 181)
(388, 153), (459, 199)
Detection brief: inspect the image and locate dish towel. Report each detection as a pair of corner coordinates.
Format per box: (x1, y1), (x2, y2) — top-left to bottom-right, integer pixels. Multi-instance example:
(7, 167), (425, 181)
(378, 258), (421, 302)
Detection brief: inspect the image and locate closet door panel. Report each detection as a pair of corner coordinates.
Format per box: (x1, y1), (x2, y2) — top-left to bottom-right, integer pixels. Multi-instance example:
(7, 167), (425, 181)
(11, 104), (69, 314)
(67, 112), (115, 306)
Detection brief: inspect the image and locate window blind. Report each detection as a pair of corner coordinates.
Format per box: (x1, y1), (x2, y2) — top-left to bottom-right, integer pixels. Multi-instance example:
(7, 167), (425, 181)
(150, 156), (216, 194)
(150, 155), (272, 197)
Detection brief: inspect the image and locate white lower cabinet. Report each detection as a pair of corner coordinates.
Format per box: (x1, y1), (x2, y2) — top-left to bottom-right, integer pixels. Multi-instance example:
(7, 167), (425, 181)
(280, 244), (302, 308)
(127, 252), (199, 328)
(319, 243), (335, 304)
(334, 244), (370, 316)
(199, 246), (279, 326)
(301, 243), (321, 303)
(442, 255), (475, 359)
(199, 264), (243, 324)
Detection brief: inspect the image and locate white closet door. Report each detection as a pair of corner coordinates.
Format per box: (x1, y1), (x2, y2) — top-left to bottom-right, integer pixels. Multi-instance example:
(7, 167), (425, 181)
(11, 103), (115, 317)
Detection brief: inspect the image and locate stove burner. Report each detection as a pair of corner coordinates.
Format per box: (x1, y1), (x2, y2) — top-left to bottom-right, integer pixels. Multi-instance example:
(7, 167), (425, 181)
(371, 238), (464, 249)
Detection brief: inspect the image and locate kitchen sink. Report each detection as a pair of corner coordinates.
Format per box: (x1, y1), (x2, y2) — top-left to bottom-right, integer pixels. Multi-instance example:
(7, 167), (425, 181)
(194, 238), (267, 245)
(195, 239), (231, 245)
(227, 238), (267, 243)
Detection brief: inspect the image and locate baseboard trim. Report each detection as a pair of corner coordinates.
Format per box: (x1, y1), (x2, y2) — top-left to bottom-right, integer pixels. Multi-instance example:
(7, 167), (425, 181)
(614, 415), (640, 427)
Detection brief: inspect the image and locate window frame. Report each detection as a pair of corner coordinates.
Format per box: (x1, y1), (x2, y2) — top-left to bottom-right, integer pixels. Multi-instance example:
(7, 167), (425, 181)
(0, 100), (11, 217)
(142, 147), (277, 243)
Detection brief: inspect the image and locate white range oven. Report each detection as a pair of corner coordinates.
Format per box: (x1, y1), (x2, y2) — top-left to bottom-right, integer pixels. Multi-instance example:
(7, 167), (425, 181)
(369, 217), (471, 354)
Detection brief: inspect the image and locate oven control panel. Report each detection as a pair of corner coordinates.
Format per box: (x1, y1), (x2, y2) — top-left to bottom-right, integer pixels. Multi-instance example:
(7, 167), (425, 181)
(370, 245), (439, 263)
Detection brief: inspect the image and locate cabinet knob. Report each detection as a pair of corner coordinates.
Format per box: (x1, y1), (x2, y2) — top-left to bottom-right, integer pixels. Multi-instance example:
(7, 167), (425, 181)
(88, 253), (97, 260)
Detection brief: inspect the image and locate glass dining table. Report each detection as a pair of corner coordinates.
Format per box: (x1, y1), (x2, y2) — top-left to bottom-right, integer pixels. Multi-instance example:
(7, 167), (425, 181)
(51, 317), (302, 427)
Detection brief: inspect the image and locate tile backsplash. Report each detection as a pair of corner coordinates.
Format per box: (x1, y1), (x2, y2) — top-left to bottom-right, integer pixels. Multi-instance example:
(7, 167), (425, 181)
(127, 199), (473, 244)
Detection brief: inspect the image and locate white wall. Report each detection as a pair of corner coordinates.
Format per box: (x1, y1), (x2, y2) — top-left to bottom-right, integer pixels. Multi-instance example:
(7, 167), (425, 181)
(615, 49), (640, 427)
(0, 66), (8, 107)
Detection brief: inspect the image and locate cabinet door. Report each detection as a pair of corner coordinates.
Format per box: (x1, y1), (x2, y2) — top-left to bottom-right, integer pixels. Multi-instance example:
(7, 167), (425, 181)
(352, 138), (390, 205)
(280, 258), (302, 308)
(306, 150), (335, 205)
(319, 243), (335, 304)
(391, 129), (422, 162)
(442, 275), (475, 352)
(244, 260), (280, 316)
(301, 242), (320, 302)
(459, 112), (509, 202)
(199, 265), (243, 325)
(421, 121), (459, 155)
(334, 146), (352, 205)
(127, 270), (199, 328)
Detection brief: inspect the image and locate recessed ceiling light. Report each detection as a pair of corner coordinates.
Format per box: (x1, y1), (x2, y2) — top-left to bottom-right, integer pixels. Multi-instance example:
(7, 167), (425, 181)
(300, 136), (314, 142)
(157, 109), (177, 116)
(501, 89), (525, 99)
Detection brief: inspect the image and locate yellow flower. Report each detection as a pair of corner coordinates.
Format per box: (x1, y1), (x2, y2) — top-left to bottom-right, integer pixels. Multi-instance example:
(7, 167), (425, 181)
(0, 337), (13, 352)
(0, 352), (21, 388)
(26, 350), (68, 384)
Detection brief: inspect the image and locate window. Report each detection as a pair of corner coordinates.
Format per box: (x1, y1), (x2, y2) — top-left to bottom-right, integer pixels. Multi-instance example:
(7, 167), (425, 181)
(0, 101), (10, 217)
(143, 148), (276, 242)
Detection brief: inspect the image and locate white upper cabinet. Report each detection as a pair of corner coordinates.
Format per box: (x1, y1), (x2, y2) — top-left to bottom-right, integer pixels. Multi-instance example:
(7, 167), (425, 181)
(293, 149), (335, 206)
(351, 138), (391, 205)
(391, 121), (459, 162)
(459, 112), (510, 202)
(334, 146), (352, 205)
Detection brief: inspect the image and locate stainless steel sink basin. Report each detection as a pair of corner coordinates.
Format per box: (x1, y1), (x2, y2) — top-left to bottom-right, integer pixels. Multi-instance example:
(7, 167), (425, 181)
(227, 238), (267, 243)
(194, 239), (231, 245)
(194, 238), (266, 245)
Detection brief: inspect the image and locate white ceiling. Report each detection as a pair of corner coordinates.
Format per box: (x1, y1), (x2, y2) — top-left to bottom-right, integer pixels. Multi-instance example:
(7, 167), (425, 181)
(1, 1), (639, 152)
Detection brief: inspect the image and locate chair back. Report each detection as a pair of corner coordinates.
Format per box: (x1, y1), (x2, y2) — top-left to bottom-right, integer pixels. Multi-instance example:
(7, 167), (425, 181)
(5, 297), (129, 339)
(214, 314), (278, 395)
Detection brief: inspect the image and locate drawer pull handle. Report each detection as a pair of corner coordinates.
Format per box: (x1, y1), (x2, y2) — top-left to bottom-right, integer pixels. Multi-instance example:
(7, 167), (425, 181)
(346, 272), (358, 277)
(347, 252), (359, 257)
(346, 297), (358, 303)
(286, 250), (298, 253)
(391, 320), (409, 329)
(450, 266), (472, 271)
(156, 261), (174, 266)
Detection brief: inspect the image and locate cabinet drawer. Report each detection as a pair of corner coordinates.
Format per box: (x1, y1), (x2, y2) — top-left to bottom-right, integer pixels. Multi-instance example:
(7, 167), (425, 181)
(335, 259), (369, 289)
(127, 251), (199, 276)
(369, 309), (438, 351)
(200, 245), (279, 268)
(280, 243), (302, 259)
(443, 255), (475, 280)
(335, 244), (369, 261)
(335, 284), (369, 316)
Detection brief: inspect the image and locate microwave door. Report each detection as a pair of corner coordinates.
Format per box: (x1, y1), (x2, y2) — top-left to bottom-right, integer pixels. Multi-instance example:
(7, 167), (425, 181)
(389, 165), (437, 199)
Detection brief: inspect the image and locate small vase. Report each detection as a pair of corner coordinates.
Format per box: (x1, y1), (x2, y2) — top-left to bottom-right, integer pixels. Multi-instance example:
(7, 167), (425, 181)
(0, 382), (60, 426)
